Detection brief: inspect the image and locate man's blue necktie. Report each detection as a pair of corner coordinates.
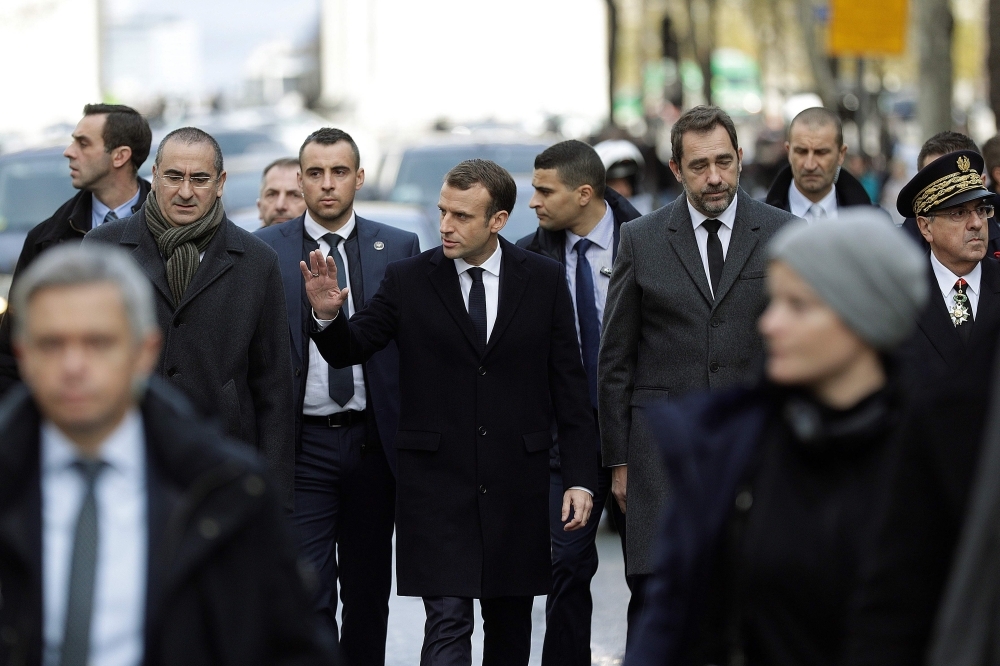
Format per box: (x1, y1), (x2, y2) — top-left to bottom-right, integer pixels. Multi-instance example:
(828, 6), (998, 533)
(574, 239), (600, 408)
(323, 233), (355, 406)
(102, 210), (118, 225)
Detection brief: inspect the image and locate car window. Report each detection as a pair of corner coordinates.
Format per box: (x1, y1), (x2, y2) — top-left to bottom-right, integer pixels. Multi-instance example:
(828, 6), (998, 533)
(0, 155), (76, 232)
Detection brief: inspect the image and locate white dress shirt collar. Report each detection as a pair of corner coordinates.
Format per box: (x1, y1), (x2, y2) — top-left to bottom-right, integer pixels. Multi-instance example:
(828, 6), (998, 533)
(92, 188), (141, 228)
(930, 252), (982, 299)
(304, 209), (356, 244)
(454, 239), (503, 278)
(42, 409), (144, 475)
(687, 194), (738, 232)
(788, 181), (838, 220)
(565, 202), (614, 254)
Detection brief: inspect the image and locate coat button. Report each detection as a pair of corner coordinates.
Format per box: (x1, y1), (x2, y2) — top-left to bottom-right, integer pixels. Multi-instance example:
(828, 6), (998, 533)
(478, 426), (487, 436)
(479, 485), (487, 494)
(199, 517), (220, 539)
(735, 489), (753, 512)
(167, 367), (178, 377)
(710, 317), (721, 328)
(478, 366), (486, 376)
(173, 318), (182, 328)
(294, 368), (301, 377)
(709, 362), (719, 373)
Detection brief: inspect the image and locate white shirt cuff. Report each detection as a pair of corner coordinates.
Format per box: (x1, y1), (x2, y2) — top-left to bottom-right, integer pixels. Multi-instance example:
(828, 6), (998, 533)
(312, 309), (338, 331)
(568, 486), (593, 497)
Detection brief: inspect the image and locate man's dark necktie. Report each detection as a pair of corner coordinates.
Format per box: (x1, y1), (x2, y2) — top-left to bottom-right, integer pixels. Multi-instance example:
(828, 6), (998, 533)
(574, 239), (601, 408)
(102, 210), (118, 225)
(60, 460), (106, 666)
(953, 278), (975, 345)
(467, 267), (488, 351)
(702, 218), (725, 298)
(323, 233), (355, 406)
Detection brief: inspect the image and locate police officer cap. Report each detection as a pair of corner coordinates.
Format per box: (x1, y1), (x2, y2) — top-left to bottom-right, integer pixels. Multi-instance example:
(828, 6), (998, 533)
(897, 149), (992, 218)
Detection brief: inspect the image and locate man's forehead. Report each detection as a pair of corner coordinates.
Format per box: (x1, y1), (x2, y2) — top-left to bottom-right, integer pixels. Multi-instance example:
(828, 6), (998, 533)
(264, 165), (300, 186)
(301, 141), (356, 169)
(789, 122), (838, 145)
(74, 114), (106, 139)
(159, 141), (216, 172)
(681, 127), (736, 158)
(440, 183), (488, 209)
(532, 168), (564, 187)
(28, 282), (128, 326)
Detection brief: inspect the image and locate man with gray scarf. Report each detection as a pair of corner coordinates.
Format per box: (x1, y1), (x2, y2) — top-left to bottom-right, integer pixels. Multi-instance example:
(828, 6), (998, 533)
(83, 127), (295, 505)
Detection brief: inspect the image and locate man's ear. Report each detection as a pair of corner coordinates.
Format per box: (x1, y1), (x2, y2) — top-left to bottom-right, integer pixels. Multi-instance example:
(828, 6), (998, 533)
(111, 146), (133, 170)
(916, 215), (934, 243)
(669, 159), (682, 183)
(577, 184), (595, 207)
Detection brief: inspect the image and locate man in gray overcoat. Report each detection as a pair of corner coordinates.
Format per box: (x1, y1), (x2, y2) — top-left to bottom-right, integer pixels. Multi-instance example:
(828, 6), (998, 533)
(598, 105), (796, 647)
(83, 127), (295, 506)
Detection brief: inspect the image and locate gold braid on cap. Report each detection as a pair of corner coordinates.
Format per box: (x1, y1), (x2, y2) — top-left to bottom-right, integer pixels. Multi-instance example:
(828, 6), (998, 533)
(913, 161), (985, 215)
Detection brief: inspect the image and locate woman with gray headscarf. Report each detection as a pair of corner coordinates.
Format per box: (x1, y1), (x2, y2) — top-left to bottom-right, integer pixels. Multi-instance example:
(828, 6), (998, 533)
(623, 210), (929, 666)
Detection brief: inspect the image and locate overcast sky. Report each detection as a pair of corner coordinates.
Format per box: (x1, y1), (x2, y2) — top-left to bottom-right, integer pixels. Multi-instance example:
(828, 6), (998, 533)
(106, 0), (320, 92)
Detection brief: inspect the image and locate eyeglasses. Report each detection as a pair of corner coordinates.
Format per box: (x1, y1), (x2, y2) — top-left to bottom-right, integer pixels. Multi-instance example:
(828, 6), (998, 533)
(157, 174), (217, 189)
(928, 204), (995, 224)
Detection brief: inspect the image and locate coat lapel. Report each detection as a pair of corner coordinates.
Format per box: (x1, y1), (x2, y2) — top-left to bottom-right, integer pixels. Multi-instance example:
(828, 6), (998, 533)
(917, 267), (964, 364)
(427, 247), (482, 353)
(711, 193), (760, 309)
(271, 217), (307, 364)
(483, 238), (529, 359)
(356, 216), (388, 305)
(120, 212), (173, 305)
(175, 220), (240, 312)
(665, 200), (714, 306)
(970, 258), (1000, 350)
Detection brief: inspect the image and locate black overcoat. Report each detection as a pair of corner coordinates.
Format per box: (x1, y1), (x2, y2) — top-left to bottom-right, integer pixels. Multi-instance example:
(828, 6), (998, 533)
(82, 210), (296, 504)
(0, 380), (336, 666)
(0, 178), (151, 397)
(310, 236), (599, 598)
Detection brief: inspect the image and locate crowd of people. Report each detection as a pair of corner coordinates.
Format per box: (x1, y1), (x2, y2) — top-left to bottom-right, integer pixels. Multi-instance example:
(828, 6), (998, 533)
(0, 98), (999, 666)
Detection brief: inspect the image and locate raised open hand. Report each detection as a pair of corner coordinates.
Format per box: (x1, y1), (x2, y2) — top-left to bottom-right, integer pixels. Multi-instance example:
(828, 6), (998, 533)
(300, 248), (350, 320)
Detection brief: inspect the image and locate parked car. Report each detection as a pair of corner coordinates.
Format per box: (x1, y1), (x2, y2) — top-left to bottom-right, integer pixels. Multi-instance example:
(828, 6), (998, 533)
(0, 146), (76, 278)
(372, 134), (552, 242)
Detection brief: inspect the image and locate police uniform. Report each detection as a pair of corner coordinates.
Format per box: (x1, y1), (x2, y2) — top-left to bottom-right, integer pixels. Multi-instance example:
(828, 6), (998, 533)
(897, 150), (1000, 385)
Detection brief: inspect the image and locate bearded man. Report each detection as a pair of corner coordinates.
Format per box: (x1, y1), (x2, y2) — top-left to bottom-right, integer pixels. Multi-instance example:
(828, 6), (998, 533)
(597, 105), (795, 651)
(82, 127), (295, 506)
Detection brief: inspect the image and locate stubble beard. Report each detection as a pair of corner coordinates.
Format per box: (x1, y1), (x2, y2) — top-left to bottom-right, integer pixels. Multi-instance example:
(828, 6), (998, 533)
(685, 172), (739, 217)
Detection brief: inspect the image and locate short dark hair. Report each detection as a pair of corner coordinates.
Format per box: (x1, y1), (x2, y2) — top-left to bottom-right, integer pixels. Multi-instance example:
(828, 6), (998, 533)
(261, 157), (300, 183)
(670, 105), (739, 165)
(534, 140), (606, 198)
(918, 131), (979, 169)
(444, 159), (517, 223)
(789, 107), (843, 147)
(299, 127), (361, 170)
(155, 127), (224, 177)
(980, 135), (1000, 185)
(83, 103), (152, 173)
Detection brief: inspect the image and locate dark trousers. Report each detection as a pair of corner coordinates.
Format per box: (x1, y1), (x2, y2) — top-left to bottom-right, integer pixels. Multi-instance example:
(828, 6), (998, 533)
(421, 596), (534, 666)
(542, 465), (613, 666)
(608, 497), (648, 654)
(291, 420), (396, 666)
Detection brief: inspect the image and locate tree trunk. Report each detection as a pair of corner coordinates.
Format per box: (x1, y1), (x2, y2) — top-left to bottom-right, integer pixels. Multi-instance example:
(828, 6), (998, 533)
(989, 0), (1000, 125)
(918, 0), (954, 140)
(798, 0), (838, 109)
(607, 0), (618, 123)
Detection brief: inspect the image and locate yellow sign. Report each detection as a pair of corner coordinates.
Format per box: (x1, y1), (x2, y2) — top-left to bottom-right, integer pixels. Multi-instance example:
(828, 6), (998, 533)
(828, 0), (908, 56)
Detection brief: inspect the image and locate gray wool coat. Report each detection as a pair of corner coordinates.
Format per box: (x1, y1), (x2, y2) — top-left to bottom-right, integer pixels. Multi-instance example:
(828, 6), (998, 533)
(598, 190), (795, 575)
(83, 210), (295, 506)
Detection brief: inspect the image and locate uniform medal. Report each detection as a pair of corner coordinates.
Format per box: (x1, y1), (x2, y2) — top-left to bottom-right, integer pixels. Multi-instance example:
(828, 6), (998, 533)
(950, 279), (971, 326)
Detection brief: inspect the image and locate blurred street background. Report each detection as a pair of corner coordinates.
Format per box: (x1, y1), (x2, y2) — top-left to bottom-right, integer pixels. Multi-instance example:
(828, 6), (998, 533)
(0, 1), (993, 661)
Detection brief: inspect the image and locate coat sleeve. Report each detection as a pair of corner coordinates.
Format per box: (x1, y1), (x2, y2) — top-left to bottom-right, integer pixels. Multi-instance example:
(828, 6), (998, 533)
(249, 255), (296, 508)
(547, 263), (599, 492)
(598, 222), (643, 466)
(311, 262), (402, 369)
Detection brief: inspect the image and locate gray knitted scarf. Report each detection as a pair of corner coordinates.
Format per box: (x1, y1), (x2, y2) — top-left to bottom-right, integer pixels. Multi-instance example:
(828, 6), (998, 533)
(144, 191), (224, 305)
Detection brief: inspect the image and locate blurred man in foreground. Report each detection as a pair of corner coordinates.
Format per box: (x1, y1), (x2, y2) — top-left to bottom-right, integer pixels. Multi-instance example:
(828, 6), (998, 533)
(765, 107), (872, 220)
(519, 139), (640, 666)
(0, 104), (152, 397)
(83, 127), (295, 504)
(258, 157), (306, 227)
(0, 244), (334, 666)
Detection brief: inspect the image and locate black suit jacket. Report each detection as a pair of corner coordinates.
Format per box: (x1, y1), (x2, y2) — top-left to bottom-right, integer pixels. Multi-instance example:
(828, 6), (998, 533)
(83, 211), (296, 505)
(0, 179), (151, 397)
(0, 380), (335, 666)
(902, 256), (1000, 388)
(255, 214), (420, 472)
(310, 236), (598, 598)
